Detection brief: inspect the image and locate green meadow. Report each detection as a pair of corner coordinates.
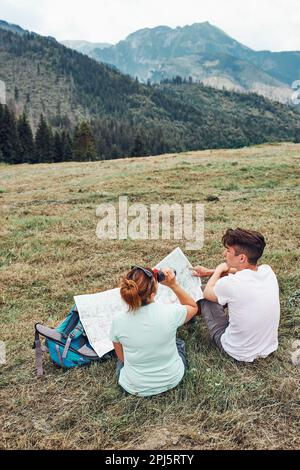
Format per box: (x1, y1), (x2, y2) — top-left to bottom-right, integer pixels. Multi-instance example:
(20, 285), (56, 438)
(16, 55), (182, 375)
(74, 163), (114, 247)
(0, 142), (299, 449)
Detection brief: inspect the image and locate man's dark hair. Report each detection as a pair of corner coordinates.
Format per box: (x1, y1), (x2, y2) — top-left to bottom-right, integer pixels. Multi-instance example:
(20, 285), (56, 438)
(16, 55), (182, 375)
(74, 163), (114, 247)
(222, 228), (266, 265)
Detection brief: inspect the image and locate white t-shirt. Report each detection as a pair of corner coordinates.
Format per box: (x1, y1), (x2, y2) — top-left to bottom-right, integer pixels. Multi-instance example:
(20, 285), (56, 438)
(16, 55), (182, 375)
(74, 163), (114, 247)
(214, 265), (280, 362)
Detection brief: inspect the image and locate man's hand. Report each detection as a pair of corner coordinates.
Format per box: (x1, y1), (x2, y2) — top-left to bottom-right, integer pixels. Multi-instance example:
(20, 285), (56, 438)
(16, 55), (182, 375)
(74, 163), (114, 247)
(215, 263), (237, 277)
(189, 266), (214, 278)
(203, 263), (228, 302)
(203, 264), (236, 302)
(160, 268), (177, 288)
(215, 262), (230, 274)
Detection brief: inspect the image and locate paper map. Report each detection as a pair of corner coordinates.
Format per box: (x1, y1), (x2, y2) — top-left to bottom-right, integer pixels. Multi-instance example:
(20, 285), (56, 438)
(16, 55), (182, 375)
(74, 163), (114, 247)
(74, 247), (203, 358)
(154, 247), (202, 305)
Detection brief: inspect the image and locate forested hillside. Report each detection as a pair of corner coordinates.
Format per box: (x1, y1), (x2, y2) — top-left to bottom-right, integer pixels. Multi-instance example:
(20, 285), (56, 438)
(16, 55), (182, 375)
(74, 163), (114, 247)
(1, 25), (300, 163)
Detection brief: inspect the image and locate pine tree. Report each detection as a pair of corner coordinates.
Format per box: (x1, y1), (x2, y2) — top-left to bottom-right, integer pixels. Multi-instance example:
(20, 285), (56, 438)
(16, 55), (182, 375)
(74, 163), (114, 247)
(35, 114), (53, 163)
(294, 128), (300, 144)
(53, 131), (63, 163)
(0, 104), (4, 163)
(73, 121), (97, 161)
(0, 105), (20, 163)
(61, 131), (73, 161)
(131, 130), (148, 157)
(17, 112), (34, 163)
(14, 86), (19, 101)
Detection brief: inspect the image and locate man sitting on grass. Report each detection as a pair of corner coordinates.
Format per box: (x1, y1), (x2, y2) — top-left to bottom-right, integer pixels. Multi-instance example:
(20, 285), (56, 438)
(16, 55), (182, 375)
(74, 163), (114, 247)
(190, 228), (280, 362)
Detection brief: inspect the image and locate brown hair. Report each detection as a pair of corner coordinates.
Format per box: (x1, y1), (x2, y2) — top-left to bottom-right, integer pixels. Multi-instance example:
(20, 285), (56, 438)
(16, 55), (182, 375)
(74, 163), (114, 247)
(222, 228), (266, 265)
(120, 267), (158, 311)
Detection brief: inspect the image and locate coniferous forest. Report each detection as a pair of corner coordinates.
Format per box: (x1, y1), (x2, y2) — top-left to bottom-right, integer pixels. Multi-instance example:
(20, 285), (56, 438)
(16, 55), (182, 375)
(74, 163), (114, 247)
(1, 100), (300, 164)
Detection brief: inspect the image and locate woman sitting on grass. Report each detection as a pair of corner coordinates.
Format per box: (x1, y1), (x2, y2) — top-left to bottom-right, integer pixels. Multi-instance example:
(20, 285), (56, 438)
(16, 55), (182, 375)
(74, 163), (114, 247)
(109, 266), (198, 396)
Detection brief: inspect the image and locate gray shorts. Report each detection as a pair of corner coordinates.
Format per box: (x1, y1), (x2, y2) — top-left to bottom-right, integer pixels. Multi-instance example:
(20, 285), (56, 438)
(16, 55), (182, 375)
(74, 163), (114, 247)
(197, 299), (229, 355)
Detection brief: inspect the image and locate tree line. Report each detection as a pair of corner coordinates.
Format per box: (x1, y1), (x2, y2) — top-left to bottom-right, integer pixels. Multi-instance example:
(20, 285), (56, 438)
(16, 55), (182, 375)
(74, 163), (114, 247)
(0, 104), (116, 163)
(0, 103), (172, 163)
(1, 101), (300, 165)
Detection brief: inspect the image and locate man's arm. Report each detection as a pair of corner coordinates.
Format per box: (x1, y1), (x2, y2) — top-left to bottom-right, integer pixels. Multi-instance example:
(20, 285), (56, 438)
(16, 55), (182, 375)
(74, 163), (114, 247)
(190, 265), (237, 278)
(113, 342), (124, 363)
(189, 266), (215, 277)
(203, 263), (229, 302)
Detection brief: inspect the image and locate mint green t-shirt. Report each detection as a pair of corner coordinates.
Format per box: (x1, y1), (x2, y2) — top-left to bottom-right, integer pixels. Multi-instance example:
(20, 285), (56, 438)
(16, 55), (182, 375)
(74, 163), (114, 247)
(109, 301), (187, 396)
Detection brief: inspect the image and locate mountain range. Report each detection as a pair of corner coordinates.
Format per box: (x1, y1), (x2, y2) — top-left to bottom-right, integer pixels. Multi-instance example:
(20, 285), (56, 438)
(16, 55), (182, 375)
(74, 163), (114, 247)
(63, 22), (300, 103)
(0, 18), (300, 160)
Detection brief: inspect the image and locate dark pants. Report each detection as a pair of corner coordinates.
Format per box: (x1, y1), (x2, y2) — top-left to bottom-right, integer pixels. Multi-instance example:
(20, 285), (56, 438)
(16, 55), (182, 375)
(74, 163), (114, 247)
(176, 338), (189, 371)
(197, 298), (229, 355)
(115, 338), (188, 380)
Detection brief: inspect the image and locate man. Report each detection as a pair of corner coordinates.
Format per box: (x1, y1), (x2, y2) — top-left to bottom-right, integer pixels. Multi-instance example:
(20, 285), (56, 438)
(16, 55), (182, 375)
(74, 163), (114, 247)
(190, 228), (280, 362)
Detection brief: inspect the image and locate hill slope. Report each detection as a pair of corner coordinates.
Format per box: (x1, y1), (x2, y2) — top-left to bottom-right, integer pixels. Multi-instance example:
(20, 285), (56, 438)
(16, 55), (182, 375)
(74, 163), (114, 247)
(0, 19), (29, 35)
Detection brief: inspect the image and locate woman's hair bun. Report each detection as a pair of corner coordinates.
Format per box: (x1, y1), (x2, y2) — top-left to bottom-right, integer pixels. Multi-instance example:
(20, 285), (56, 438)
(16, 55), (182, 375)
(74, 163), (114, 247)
(120, 268), (157, 311)
(120, 277), (141, 310)
(122, 279), (138, 291)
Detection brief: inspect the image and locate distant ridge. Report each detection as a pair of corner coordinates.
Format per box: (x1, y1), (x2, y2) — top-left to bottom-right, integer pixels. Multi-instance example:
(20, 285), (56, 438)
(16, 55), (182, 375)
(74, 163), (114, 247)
(61, 39), (111, 55)
(0, 19), (28, 35)
(64, 21), (300, 103)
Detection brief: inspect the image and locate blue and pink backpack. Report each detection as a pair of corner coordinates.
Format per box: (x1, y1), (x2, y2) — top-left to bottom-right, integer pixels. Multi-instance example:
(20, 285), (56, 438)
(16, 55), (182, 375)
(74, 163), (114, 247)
(33, 304), (114, 376)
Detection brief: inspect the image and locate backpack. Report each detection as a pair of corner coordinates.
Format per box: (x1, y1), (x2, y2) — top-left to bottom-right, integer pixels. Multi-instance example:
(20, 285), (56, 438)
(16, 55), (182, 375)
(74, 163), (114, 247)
(33, 304), (115, 376)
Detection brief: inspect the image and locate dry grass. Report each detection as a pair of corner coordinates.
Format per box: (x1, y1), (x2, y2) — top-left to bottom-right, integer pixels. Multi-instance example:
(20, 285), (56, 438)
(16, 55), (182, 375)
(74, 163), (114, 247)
(0, 142), (300, 450)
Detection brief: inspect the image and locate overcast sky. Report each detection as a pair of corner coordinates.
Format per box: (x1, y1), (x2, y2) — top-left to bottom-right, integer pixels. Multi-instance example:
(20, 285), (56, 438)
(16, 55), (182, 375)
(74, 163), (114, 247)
(1, 0), (300, 51)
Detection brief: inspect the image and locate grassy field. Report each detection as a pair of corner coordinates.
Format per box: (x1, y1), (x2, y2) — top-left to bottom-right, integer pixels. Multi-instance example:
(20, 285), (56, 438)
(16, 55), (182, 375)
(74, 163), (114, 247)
(0, 142), (300, 450)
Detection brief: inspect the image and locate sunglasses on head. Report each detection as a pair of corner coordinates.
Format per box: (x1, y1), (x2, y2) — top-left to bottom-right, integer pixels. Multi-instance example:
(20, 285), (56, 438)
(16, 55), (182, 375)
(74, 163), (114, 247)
(131, 266), (155, 279)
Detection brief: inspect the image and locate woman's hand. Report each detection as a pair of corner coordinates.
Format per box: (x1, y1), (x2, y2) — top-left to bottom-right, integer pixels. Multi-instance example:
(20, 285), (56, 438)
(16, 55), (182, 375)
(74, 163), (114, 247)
(160, 268), (178, 288)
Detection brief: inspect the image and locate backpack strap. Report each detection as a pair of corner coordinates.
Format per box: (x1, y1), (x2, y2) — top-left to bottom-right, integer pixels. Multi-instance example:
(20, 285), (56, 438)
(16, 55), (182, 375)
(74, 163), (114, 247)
(34, 330), (44, 377)
(55, 344), (64, 368)
(62, 323), (85, 359)
(62, 335), (72, 359)
(75, 322), (86, 337)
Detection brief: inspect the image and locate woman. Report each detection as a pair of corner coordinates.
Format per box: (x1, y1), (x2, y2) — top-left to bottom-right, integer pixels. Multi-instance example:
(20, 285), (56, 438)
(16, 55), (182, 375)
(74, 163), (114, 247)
(109, 266), (198, 396)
